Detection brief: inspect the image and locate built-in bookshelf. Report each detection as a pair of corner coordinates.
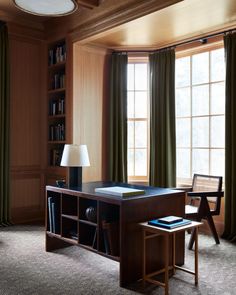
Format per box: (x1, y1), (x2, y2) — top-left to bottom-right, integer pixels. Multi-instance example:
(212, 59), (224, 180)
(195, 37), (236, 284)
(46, 186), (120, 260)
(47, 39), (67, 171)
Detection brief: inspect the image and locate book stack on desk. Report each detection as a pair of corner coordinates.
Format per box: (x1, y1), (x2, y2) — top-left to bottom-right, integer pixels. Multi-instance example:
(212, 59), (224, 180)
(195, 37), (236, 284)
(148, 216), (191, 229)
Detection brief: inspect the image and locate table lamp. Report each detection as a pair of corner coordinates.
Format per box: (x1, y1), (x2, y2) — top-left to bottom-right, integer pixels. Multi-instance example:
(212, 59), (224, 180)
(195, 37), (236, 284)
(60, 144), (90, 187)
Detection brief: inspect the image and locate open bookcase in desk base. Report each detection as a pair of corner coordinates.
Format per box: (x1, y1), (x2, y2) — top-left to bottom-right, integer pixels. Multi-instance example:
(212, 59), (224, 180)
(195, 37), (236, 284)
(45, 182), (186, 287)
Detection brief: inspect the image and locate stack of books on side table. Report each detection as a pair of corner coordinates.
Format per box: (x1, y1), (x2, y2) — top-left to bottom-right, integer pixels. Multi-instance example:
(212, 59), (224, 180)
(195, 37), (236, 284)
(148, 216), (191, 229)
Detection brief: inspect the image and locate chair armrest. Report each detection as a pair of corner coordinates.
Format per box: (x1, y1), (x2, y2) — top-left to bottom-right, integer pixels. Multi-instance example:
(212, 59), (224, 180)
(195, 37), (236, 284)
(187, 191), (224, 198)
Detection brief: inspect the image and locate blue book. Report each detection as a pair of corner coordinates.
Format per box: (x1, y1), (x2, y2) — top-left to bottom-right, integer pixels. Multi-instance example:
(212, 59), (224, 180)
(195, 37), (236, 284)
(51, 200), (60, 234)
(48, 197), (53, 232)
(148, 218), (191, 229)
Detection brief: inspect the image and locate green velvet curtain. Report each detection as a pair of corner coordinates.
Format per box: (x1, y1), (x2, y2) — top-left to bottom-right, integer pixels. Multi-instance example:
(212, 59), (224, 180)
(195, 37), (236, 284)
(222, 33), (236, 242)
(149, 49), (176, 188)
(108, 52), (128, 182)
(0, 22), (10, 226)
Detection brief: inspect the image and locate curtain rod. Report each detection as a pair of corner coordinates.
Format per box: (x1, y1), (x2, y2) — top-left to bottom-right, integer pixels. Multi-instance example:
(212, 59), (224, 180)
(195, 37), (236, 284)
(115, 28), (236, 54)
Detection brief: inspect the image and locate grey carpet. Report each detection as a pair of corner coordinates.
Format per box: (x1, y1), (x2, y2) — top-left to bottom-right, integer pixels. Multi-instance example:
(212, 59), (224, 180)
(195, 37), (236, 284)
(0, 225), (235, 295)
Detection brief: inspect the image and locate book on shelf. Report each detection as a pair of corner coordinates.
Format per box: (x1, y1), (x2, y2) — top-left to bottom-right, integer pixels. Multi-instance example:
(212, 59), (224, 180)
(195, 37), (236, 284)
(48, 43), (66, 66)
(48, 197), (53, 232)
(148, 218), (191, 229)
(92, 228), (97, 249)
(158, 216), (183, 224)
(95, 186), (145, 197)
(49, 123), (65, 141)
(49, 98), (65, 116)
(50, 149), (63, 166)
(48, 197), (61, 234)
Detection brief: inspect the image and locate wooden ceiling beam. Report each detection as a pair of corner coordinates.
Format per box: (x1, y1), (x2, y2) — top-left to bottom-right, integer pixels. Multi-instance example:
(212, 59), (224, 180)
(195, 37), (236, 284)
(76, 0), (100, 9)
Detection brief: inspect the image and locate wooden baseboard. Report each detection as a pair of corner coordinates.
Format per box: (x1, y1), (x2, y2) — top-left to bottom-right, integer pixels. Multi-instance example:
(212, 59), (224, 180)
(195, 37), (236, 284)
(11, 206), (44, 224)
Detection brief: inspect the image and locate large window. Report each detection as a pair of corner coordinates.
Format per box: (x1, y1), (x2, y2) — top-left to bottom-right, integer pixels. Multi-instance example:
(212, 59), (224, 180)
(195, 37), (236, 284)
(127, 60), (149, 182)
(175, 47), (225, 185)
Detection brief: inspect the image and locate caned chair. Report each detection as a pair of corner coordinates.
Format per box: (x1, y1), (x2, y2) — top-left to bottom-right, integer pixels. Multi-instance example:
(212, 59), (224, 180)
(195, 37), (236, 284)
(185, 174), (224, 250)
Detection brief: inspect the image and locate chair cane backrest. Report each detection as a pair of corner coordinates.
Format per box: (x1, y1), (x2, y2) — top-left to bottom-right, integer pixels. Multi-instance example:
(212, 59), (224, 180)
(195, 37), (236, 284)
(192, 174), (223, 214)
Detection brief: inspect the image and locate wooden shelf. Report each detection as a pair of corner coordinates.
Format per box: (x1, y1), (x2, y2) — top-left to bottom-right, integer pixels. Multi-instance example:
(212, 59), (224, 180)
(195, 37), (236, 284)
(46, 39), (67, 177)
(79, 219), (97, 227)
(48, 61), (66, 70)
(60, 236), (78, 245)
(48, 140), (66, 144)
(62, 214), (78, 221)
(48, 114), (65, 119)
(46, 231), (61, 239)
(48, 88), (66, 94)
(46, 187), (121, 264)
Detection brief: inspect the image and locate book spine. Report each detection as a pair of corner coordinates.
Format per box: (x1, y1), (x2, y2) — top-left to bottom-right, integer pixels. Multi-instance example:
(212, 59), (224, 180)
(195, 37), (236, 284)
(48, 197), (53, 232)
(51, 202), (55, 233)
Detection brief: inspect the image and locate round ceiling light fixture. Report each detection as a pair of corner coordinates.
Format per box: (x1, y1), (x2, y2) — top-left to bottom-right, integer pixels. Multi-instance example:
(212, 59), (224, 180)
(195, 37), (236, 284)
(13, 0), (78, 17)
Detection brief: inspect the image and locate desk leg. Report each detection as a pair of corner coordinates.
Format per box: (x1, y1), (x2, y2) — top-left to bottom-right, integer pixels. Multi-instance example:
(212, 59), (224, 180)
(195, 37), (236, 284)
(173, 233), (176, 275)
(142, 229), (146, 288)
(164, 234), (169, 295)
(195, 227), (199, 285)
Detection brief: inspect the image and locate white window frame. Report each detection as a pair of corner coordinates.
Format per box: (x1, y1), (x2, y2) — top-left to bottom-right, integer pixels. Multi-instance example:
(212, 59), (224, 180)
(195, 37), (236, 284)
(176, 43), (225, 186)
(127, 56), (149, 183)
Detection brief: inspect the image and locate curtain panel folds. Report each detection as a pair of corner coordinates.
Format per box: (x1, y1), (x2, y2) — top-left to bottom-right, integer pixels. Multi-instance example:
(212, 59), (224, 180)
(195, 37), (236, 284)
(222, 33), (236, 242)
(0, 22), (10, 226)
(108, 53), (128, 182)
(149, 49), (176, 188)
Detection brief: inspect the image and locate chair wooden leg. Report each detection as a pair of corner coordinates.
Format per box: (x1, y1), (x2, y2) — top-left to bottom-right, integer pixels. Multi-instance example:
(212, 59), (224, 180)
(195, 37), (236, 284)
(188, 228), (196, 250)
(206, 215), (220, 244)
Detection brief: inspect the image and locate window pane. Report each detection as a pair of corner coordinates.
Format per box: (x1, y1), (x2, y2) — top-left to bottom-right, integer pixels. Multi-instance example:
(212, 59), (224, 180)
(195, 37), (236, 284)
(176, 118), (191, 147)
(176, 87), (191, 117)
(192, 117), (209, 147)
(128, 64), (134, 90)
(177, 148), (191, 178)
(210, 48), (225, 82)
(211, 116), (225, 148)
(192, 85), (209, 116)
(192, 149), (209, 174)
(128, 121), (134, 148)
(210, 82), (225, 115)
(210, 149), (225, 176)
(135, 121), (147, 148)
(192, 52), (209, 85)
(128, 91), (134, 118)
(128, 149), (134, 176)
(135, 91), (147, 118)
(176, 57), (190, 87)
(135, 149), (147, 176)
(135, 64), (147, 90)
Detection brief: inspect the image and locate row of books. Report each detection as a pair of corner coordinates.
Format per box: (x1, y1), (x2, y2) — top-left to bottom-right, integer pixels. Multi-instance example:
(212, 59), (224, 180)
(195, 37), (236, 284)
(50, 148), (63, 166)
(148, 216), (191, 229)
(48, 44), (66, 66)
(49, 98), (65, 116)
(48, 197), (60, 234)
(50, 73), (65, 90)
(49, 123), (65, 141)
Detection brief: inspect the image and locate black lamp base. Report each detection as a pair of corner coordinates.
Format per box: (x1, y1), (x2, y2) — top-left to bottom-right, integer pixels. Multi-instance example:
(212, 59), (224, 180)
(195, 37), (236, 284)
(68, 167), (82, 188)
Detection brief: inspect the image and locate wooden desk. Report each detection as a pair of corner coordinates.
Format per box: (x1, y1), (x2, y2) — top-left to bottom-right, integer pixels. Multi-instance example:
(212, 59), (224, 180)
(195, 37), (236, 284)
(45, 181), (185, 287)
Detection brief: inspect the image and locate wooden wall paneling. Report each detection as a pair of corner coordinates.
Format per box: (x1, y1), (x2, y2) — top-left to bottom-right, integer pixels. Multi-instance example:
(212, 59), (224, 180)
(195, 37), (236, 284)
(9, 33), (45, 223)
(73, 44), (110, 182)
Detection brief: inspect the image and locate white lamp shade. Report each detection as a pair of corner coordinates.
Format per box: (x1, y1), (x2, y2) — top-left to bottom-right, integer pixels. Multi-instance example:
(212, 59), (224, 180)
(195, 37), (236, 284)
(60, 144), (90, 167)
(13, 0), (78, 17)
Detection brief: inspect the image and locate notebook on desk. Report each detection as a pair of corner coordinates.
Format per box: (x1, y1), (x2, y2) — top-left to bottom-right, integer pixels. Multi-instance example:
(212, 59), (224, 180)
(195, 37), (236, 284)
(95, 186), (145, 197)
